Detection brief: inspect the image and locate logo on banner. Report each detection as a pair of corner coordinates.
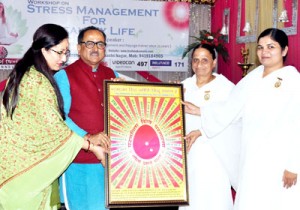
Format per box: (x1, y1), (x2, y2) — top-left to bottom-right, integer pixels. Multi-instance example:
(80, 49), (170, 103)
(0, 3), (27, 70)
(0, 3), (28, 46)
(0, 46), (8, 59)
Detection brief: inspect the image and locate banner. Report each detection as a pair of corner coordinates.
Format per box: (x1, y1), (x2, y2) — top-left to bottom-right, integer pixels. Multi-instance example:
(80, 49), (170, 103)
(0, 0), (189, 72)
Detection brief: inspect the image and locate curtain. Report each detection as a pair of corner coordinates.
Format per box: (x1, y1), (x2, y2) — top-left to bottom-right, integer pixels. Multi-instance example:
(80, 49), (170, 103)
(245, 0), (280, 72)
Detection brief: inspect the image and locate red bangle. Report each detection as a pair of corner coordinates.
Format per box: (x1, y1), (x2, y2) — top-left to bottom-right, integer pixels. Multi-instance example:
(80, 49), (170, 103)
(85, 139), (91, 152)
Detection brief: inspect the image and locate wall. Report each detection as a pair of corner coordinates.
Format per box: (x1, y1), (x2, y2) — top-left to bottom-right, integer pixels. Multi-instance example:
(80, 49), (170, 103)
(211, 0), (244, 84)
(211, 0), (300, 84)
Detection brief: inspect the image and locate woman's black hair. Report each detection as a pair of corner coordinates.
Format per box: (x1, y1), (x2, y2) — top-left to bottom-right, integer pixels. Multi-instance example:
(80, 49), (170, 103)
(2, 23), (68, 119)
(191, 43), (216, 60)
(257, 28), (288, 62)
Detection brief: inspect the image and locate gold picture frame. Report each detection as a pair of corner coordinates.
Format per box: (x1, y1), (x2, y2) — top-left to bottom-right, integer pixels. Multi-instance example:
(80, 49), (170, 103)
(104, 81), (188, 208)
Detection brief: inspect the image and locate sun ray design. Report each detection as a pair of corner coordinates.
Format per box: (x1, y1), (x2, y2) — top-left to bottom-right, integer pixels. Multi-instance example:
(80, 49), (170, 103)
(106, 83), (187, 204)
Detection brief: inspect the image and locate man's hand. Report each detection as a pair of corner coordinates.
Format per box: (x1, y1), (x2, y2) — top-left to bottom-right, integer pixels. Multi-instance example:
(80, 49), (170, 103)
(282, 170), (297, 188)
(111, 77), (125, 82)
(89, 132), (110, 151)
(181, 101), (201, 116)
(185, 129), (202, 152)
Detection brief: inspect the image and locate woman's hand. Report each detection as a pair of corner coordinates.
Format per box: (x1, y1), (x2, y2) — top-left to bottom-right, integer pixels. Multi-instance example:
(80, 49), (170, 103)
(185, 129), (202, 152)
(88, 132), (110, 151)
(181, 101), (201, 116)
(90, 144), (107, 167)
(282, 170), (297, 188)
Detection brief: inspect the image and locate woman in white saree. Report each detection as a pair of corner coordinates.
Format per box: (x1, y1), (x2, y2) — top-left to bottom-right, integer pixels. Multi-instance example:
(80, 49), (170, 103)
(180, 44), (240, 210)
(183, 28), (300, 210)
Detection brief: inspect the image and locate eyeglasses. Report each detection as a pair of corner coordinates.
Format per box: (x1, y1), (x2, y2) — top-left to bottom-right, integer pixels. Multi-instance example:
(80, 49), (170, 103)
(50, 49), (71, 58)
(80, 41), (106, 49)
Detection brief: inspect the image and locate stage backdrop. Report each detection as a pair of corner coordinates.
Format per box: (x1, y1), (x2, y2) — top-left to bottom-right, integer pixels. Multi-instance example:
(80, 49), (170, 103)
(0, 0), (189, 73)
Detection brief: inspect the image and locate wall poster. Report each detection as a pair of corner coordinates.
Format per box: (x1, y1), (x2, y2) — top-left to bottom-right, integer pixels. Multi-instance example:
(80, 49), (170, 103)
(104, 81), (188, 208)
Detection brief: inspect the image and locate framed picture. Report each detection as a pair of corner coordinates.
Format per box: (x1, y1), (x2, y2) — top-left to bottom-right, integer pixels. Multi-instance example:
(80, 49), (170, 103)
(104, 81), (188, 208)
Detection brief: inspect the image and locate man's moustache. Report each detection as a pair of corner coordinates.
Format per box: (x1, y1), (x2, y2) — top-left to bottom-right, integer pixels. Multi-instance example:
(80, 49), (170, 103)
(90, 52), (99, 56)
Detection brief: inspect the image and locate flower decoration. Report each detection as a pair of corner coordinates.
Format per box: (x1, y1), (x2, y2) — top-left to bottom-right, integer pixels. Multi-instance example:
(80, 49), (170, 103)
(182, 29), (229, 63)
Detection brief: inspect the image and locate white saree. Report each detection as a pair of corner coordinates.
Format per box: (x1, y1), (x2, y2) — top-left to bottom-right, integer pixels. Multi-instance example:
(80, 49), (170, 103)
(180, 73), (241, 210)
(201, 66), (300, 210)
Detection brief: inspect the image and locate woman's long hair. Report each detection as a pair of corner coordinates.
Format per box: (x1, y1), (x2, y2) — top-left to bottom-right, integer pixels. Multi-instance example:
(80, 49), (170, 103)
(2, 23), (67, 119)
